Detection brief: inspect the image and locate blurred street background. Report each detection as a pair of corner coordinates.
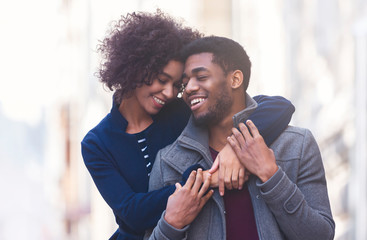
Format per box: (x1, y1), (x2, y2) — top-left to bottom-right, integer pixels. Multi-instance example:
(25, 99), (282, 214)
(0, 0), (366, 239)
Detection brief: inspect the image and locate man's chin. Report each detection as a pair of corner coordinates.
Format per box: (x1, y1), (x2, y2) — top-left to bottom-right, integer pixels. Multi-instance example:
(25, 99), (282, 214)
(193, 114), (215, 127)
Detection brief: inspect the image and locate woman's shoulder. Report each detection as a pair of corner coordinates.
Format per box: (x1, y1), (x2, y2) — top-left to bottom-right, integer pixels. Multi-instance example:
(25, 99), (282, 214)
(82, 113), (113, 145)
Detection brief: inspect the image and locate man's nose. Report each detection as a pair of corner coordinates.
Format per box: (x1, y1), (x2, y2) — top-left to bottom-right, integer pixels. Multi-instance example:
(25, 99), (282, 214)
(184, 78), (199, 95)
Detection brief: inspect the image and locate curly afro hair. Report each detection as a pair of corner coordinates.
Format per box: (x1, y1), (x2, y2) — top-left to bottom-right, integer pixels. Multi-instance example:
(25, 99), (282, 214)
(97, 10), (202, 103)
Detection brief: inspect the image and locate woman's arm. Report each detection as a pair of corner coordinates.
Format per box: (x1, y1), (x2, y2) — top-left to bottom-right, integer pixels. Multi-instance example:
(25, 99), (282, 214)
(81, 132), (175, 234)
(251, 95), (295, 146)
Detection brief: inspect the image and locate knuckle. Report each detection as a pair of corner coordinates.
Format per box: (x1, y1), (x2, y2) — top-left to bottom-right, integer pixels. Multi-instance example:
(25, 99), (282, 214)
(182, 188), (189, 194)
(234, 131), (241, 138)
(254, 135), (263, 142)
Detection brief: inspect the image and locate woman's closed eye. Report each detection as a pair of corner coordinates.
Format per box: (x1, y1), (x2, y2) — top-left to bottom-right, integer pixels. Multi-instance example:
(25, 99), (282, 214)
(158, 77), (168, 85)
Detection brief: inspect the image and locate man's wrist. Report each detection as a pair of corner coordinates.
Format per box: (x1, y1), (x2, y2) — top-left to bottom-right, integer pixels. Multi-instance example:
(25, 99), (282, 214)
(160, 211), (189, 239)
(164, 213), (184, 229)
(258, 164), (278, 183)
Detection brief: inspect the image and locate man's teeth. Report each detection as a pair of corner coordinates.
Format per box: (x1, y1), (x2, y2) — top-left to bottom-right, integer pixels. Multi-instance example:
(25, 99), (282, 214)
(153, 96), (165, 105)
(191, 98), (205, 106)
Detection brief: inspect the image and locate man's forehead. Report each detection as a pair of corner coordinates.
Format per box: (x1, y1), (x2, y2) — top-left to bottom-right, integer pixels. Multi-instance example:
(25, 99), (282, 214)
(186, 52), (213, 64)
(184, 53), (213, 72)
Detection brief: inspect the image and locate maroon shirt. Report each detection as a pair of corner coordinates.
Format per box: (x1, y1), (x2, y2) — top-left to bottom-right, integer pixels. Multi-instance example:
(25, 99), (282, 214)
(210, 148), (259, 240)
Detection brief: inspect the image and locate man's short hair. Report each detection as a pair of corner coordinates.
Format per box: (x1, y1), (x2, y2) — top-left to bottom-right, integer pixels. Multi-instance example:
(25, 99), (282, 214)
(181, 36), (251, 91)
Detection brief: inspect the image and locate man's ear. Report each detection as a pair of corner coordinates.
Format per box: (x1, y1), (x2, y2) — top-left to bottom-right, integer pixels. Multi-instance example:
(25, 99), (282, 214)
(230, 70), (244, 89)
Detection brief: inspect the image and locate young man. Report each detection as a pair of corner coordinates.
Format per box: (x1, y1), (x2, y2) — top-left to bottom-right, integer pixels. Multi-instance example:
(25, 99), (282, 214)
(146, 36), (335, 240)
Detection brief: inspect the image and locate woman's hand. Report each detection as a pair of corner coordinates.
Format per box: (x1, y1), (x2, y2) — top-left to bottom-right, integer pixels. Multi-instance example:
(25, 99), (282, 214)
(227, 120), (278, 183)
(203, 169), (218, 188)
(208, 143), (248, 196)
(164, 169), (214, 229)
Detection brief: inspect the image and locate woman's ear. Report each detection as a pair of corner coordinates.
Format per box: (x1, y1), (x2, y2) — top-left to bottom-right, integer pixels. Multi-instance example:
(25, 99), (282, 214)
(230, 70), (244, 89)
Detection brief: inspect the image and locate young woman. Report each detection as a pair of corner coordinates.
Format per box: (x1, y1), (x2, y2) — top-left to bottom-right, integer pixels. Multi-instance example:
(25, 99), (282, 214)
(81, 10), (295, 240)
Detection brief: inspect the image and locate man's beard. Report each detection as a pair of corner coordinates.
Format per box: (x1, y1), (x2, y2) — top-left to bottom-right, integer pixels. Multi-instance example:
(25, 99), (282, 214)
(193, 89), (232, 127)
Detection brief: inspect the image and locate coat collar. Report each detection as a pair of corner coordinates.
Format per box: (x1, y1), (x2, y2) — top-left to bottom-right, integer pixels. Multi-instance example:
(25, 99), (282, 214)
(232, 93), (257, 127)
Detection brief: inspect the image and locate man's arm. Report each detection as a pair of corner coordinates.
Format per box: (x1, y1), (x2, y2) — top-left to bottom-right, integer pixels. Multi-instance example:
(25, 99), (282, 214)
(228, 120), (335, 240)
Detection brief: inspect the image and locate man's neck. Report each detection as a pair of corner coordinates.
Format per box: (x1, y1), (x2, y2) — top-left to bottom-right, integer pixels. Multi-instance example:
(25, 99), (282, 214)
(208, 115), (234, 151)
(208, 95), (247, 151)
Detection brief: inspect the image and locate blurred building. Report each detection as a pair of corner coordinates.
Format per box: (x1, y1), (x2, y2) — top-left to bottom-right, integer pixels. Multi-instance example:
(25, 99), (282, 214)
(0, 0), (366, 239)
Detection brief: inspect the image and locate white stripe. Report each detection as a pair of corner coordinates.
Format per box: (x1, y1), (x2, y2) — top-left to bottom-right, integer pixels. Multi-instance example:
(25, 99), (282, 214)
(141, 146), (147, 152)
(146, 162), (151, 167)
(144, 155), (149, 158)
(138, 138), (146, 143)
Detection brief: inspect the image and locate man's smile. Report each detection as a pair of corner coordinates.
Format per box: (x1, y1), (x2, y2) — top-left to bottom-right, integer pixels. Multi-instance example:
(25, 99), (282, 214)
(186, 96), (207, 111)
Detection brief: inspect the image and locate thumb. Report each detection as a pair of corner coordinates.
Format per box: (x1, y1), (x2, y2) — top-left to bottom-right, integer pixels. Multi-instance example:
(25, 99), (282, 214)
(174, 182), (182, 192)
(209, 156), (219, 174)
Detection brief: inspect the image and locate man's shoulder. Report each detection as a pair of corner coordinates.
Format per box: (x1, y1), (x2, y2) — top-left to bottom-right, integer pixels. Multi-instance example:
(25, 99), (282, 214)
(271, 125), (318, 158)
(279, 125), (315, 140)
(155, 135), (206, 174)
(157, 141), (177, 159)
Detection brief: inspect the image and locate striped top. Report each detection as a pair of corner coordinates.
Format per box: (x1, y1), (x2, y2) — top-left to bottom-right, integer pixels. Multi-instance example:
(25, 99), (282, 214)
(135, 131), (152, 177)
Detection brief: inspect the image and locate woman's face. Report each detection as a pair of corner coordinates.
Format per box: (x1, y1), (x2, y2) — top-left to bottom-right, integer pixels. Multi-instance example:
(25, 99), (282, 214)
(134, 60), (184, 115)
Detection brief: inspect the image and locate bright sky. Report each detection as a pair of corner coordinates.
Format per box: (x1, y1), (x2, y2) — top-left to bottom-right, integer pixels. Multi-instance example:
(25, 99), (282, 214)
(0, 0), (196, 126)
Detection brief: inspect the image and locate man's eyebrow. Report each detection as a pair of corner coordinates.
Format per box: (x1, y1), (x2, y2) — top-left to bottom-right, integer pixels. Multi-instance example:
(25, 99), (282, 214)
(192, 67), (208, 74)
(183, 67), (208, 78)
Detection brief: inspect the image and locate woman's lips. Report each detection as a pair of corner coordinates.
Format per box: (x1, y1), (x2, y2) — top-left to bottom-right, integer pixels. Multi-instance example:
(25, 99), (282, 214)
(152, 96), (166, 108)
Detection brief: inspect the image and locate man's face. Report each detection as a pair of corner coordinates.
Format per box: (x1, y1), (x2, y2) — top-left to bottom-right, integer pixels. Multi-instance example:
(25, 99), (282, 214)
(182, 53), (233, 126)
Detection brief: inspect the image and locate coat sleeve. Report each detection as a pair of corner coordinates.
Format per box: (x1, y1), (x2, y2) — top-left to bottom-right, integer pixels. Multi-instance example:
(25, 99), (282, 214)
(145, 149), (189, 240)
(257, 129), (335, 240)
(81, 132), (175, 234)
(252, 95), (295, 146)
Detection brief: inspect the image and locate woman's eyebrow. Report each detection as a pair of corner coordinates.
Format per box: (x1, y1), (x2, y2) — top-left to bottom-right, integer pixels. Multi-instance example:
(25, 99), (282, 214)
(159, 72), (173, 79)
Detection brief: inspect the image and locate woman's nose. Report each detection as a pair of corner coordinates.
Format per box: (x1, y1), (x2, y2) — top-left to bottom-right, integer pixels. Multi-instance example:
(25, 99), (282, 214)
(162, 83), (174, 100)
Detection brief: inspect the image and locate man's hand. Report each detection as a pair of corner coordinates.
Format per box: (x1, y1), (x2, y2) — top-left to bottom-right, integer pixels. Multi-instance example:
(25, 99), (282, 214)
(208, 142), (248, 196)
(227, 120), (278, 183)
(164, 169), (214, 229)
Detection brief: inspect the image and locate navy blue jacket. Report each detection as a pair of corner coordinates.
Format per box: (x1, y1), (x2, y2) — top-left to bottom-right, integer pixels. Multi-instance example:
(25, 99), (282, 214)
(81, 95), (295, 240)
